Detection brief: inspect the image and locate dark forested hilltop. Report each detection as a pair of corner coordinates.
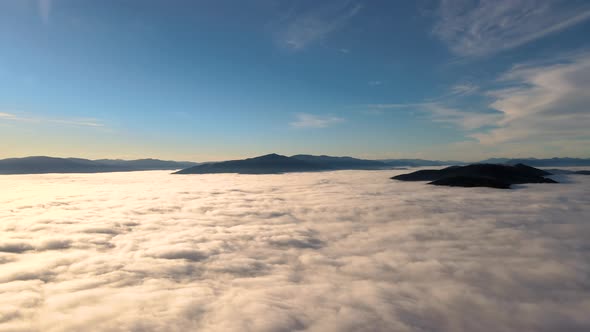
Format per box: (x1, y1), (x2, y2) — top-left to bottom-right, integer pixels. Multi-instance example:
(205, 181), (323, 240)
(392, 164), (558, 189)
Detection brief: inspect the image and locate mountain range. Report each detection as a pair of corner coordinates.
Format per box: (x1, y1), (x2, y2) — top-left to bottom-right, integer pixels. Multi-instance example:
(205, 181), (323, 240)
(478, 157), (590, 167)
(174, 154), (410, 174)
(175, 155), (590, 175)
(174, 154), (328, 174)
(0, 156), (198, 174)
(378, 159), (466, 167)
(1, 155), (590, 175)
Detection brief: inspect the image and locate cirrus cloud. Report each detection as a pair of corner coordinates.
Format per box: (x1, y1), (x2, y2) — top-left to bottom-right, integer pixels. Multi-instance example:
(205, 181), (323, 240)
(0, 111), (104, 128)
(473, 53), (590, 145)
(290, 112), (344, 129)
(275, 2), (362, 50)
(433, 0), (590, 56)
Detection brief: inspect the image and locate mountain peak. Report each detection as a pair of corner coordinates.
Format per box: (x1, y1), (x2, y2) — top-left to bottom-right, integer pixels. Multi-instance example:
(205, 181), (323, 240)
(251, 153), (288, 160)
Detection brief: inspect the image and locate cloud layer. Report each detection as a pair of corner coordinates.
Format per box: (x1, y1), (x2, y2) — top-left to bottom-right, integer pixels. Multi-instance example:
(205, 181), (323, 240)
(1, 170), (590, 331)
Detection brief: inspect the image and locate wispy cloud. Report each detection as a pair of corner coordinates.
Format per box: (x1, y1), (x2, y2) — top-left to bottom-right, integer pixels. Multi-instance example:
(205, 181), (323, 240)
(277, 2), (362, 50)
(0, 112), (17, 119)
(367, 102), (437, 109)
(473, 53), (590, 144)
(450, 83), (478, 96)
(290, 113), (344, 128)
(367, 102), (501, 131)
(38, 0), (52, 24)
(421, 103), (502, 130)
(370, 53), (590, 148)
(433, 0), (590, 56)
(0, 111), (104, 127)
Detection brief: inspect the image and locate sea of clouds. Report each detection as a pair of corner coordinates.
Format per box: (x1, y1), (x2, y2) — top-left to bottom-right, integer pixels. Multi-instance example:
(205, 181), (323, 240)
(1, 169), (589, 332)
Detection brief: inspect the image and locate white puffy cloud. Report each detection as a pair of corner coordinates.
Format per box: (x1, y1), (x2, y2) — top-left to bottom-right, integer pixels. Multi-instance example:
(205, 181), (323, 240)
(0, 170), (589, 331)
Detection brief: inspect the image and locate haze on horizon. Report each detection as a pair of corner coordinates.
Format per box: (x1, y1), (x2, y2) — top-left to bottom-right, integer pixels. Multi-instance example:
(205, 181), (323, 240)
(1, 0), (589, 161)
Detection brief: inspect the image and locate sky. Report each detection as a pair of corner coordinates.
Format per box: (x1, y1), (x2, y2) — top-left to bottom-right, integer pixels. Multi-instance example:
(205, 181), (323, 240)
(1, 0), (590, 162)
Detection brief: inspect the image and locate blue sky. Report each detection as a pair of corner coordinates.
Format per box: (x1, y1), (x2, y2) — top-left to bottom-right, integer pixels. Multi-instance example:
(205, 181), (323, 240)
(1, 0), (590, 161)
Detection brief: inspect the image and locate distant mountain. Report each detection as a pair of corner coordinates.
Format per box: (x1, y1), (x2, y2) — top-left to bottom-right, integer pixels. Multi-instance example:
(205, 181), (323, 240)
(478, 157), (590, 167)
(391, 163), (557, 189)
(380, 157), (590, 167)
(174, 153), (328, 174)
(291, 154), (388, 169)
(544, 169), (590, 175)
(0, 157), (198, 174)
(5, 154), (588, 176)
(175, 153), (399, 175)
(477, 158), (510, 164)
(0, 157), (114, 174)
(94, 158), (198, 170)
(379, 159), (466, 167)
